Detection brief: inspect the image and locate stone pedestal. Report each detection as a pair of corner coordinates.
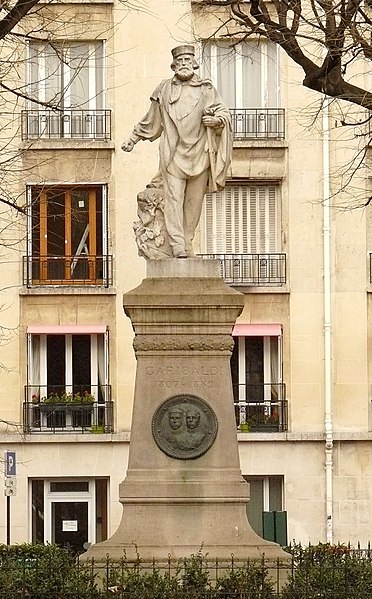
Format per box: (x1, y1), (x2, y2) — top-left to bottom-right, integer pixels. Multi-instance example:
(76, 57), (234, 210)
(85, 259), (288, 560)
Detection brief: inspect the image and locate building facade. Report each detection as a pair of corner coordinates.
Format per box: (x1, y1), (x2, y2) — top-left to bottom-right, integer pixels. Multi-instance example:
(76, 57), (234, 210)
(0, 0), (370, 552)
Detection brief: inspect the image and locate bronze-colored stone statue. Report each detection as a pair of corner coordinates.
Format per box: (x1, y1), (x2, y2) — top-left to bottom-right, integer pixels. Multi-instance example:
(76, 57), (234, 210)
(122, 44), (232, 259)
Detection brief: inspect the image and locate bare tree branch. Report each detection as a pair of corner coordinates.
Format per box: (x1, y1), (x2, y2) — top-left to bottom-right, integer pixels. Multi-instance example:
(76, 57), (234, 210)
(0, 0), (41, 40)
(201, 0), (372, 109)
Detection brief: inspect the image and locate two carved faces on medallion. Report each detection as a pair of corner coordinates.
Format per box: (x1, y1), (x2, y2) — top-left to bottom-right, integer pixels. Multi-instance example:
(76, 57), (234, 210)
(152, 394), (218, 460)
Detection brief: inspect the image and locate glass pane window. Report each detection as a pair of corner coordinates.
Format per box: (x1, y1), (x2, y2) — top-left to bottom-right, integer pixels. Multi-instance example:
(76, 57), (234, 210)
(28, 41), (105, 110)
(232, 332), (286, 430)
(201, 184), (280, 254)
(231, 334), (282, 403)
(201, 40), (279, 108)
(26, 328), (111, 432)
(243, 475), (284, 537)
(28, 332), (109, 401)
(31, 478), (108, 553)
(50, 482), (89, 493)
(27, 185), (107, 285)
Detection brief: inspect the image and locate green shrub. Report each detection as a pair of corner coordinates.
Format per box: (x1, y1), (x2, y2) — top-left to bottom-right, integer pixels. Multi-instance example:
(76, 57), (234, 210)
(216, 562), (276, 599)
(104, 552), (275, 599)
(281, 543), (372, 599)
(0, 543), (100, 598)
(6, 542), (372, 598)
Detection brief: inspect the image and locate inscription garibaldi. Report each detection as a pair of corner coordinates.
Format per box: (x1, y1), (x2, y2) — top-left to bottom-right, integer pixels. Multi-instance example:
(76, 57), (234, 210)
(122, 44), (232, 259)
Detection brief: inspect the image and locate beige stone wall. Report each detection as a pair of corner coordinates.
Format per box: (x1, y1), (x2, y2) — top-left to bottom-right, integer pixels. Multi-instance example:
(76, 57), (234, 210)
(0, 439), (129, 543)
(0, 0), (371, 550)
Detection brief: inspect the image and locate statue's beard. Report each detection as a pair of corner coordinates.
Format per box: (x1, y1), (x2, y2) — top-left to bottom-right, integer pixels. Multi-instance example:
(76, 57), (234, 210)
(175, 67), (194, 81)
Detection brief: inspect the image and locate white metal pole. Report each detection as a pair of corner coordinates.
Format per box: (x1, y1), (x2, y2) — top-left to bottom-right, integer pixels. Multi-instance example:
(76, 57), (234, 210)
(322, 98), (333, 544)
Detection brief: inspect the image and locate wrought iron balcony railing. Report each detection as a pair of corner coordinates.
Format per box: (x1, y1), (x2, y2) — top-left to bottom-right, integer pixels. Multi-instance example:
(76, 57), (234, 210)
(23, 385), (113, 434)
(230, 108), (285, 139)
(21, 109), (112, 140)
(23, 255), (113, 287)
(233, 382), (287, 432)
(198, 253), (286, 286)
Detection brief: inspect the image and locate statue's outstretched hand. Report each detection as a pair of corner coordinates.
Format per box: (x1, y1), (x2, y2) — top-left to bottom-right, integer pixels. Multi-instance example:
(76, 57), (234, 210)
(121, 139), (136, 152)
(202, 115), (223, 128)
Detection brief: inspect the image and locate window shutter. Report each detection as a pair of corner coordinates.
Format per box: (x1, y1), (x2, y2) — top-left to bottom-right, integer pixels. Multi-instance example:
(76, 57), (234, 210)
(249, 187), (258, 253)
(204, 190), (226, 253)
(258, 186), (267, 252)
(241, 186), (249, 253)
(204, 192), (214, 254)
(202, 184), (279, 254)
(267, 185), (278, 252)
(224, 186), (233, 253)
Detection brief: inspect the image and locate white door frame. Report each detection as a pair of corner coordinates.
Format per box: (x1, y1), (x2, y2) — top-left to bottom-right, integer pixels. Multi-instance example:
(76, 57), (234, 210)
(44, 479), (96, 546)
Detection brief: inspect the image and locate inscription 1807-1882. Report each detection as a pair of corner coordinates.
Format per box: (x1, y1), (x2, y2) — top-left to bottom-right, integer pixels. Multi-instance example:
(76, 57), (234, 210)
(145, 364), (222, 390)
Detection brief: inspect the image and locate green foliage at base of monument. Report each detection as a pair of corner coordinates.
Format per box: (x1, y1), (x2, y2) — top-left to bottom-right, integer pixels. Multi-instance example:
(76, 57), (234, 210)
(1, 542), (372, 598)
(0, 543), (101, 598)
(105, 552), (276, 599)
(0, 545), (276, 599)
(282, 542), (372, 599)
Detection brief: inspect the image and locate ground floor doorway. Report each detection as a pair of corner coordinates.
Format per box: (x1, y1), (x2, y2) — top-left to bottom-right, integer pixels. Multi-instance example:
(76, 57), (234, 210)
(31, 478), (108, 553)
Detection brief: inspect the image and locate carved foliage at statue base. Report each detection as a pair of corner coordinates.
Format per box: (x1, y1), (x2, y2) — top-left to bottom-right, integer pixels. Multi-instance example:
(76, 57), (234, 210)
(133, 187), (172, 259)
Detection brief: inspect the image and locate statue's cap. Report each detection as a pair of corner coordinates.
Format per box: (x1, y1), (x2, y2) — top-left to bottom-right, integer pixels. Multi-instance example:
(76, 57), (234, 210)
(171, 45), (195, 59)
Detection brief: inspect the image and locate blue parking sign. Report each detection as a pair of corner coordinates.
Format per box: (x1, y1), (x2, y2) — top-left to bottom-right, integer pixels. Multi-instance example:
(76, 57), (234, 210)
(5, 451), (16, 477)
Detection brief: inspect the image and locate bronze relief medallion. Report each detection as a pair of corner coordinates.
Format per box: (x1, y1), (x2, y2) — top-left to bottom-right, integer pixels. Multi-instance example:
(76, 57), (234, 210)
(152, 394), (218, 459)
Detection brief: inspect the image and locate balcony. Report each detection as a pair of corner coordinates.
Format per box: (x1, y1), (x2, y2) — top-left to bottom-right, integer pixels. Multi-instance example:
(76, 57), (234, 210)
(23, 255), (113, 287)
(23, 385), (113, 434)
(230, 108), (285, 140)
(233, 383), (288, 432)
(198, 253), (286, 286)
(21, 109), (112, 140)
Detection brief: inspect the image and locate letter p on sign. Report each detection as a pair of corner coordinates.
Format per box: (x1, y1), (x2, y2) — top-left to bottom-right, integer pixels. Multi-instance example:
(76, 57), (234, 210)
(5, 451), (16, 477)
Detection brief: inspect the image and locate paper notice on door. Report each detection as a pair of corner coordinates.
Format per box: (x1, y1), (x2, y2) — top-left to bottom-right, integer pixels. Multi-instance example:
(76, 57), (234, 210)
(62, 520), (78, 532)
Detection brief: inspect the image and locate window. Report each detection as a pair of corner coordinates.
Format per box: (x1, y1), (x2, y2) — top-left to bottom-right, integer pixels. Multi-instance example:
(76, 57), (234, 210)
(25, 185), (112, 286)
(31, 478), (108, 553)
(25, 326), (113, 432)
(201, 40), (283, 139)
(231, 324), (287, 431)
(199, 184), (286, 285)
(23, 41), (110, 139)
(202, 40), (279, 108)
(203, 184), (279, 254)
(243, 475), (286, 544)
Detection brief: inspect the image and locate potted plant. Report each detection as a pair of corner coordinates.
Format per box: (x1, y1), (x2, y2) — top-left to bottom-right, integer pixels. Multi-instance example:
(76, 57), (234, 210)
(69, 391), (95, 428)
(34, 390), (96, 428)
(248, 412), (280, 432)
(91, 424), (105, 434)
(239, 422), (250, 432)
(39, 391), (73, 413)
(38, 390), (95, 413)
(71, 391), (95, 405)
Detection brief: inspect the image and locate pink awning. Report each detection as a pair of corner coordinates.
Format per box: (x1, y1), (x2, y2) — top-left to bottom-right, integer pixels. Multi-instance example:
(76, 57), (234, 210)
(233, 323), (282, 337)
(27, 325), (107, 334)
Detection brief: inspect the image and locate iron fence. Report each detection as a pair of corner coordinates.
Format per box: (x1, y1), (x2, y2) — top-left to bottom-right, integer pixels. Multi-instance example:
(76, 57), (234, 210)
(3, 547), (372, 598)
(198, 254), (286, 286)
(234, 399), (288, 433)
(233, 382), (287, 432)
(21, 109), (112, 140)
(23, 384), (113, 433)
(23, 254), (113, 287)
(230, 108), (285, 140)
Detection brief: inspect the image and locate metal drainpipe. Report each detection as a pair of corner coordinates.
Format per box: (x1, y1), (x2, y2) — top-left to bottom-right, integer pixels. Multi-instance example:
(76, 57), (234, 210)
(322, 99), (334, 544)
